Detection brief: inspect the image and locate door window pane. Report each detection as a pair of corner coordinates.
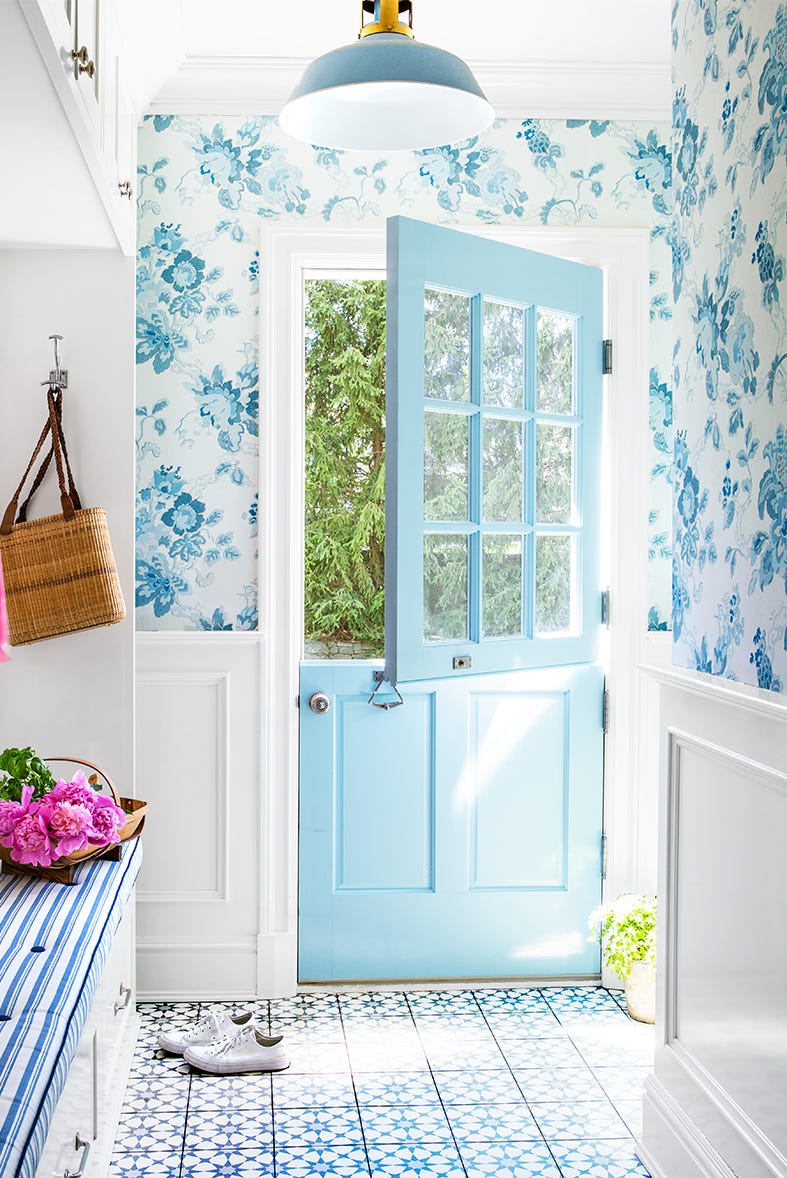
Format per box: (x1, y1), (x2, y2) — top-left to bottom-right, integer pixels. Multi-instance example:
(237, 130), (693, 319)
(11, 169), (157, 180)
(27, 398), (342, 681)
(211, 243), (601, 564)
(424, 411), (469, 521)
(537, 311), (574, 414)
(535, 535), (573, 633)
(483, 417), (523, 523)
(483, 535), (522, 638)
(424, 534), (468, 642)
(536, 424), (573, 524)
(483, 299), (525, 409)
(424, 288), (470, 402)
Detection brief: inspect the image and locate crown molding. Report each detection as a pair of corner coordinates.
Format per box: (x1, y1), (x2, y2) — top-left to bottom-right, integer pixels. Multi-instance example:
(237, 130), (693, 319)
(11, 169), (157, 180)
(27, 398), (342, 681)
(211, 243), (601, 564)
(148, 55), (671, 122)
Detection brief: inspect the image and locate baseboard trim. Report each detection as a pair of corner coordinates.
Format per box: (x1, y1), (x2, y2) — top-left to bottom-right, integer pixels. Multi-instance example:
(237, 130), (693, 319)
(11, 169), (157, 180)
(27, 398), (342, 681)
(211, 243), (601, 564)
(642, 1076), (738, 1178)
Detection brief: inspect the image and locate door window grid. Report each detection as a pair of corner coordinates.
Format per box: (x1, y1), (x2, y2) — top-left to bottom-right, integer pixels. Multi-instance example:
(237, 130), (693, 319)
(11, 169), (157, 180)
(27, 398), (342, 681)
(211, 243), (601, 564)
(422, 289), (581, 643)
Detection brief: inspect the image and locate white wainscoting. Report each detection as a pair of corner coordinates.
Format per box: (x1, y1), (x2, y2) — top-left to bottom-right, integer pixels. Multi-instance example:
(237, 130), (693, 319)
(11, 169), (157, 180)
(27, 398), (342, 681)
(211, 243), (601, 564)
(640, 667), (787, 1178)
(135, 634), (262, 999)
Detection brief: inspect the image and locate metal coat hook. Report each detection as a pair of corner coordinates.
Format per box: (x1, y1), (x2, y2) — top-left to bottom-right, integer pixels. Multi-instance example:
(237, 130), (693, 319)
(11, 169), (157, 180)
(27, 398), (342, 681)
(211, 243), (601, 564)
(40, 334), (68, 391)
(368, 670), (404, 710)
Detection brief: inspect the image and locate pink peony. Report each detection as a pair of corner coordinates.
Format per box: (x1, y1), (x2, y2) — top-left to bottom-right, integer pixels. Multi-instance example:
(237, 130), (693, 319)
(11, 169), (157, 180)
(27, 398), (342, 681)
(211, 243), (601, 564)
(40, 798), (93, 858)
(0, 798), (25, 839)
(9, 808), (55, 867)
(50, 771), (94, 810)
(88, 796), (124, 847)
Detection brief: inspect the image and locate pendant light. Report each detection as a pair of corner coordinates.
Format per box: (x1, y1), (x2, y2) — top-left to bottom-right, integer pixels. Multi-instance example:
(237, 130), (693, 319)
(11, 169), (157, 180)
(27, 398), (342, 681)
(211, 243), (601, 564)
(279, 0), (494, 151)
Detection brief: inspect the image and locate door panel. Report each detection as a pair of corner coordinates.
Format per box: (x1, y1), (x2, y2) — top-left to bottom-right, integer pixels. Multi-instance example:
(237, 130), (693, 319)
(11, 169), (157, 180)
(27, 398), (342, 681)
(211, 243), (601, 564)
(299, 218), (605, 982)
(386, 217), (603, 683)
(299, 661), (603, 981)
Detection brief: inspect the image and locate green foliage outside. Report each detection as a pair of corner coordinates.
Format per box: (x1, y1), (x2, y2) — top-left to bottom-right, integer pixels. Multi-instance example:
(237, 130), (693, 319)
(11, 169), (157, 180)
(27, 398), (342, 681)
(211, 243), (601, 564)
(303, 282), (576, 653)
(588, 893), (658, 979)
(304, 279), (386, 654)
(0, 747), (56, 801)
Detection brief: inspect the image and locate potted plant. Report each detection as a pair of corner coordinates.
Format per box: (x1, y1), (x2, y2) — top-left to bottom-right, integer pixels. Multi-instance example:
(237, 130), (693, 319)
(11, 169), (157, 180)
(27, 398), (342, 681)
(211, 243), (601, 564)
(588, 893), (657, 1023)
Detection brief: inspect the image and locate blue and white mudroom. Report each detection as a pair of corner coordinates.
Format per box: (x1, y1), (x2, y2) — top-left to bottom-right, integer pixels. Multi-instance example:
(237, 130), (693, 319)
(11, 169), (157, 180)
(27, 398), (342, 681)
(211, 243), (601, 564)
(0, 1), (784, 1178)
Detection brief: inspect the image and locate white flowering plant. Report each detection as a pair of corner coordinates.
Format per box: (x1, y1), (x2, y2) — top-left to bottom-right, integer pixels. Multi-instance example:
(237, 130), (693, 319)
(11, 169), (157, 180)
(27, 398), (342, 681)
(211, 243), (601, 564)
(588, 893), (657, 980)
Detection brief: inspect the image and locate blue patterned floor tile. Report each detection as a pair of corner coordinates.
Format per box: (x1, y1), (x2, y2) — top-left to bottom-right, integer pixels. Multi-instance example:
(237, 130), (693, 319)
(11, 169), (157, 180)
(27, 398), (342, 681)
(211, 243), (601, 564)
(121, 1072), (190, 1113)
(271, 1072), (358, 1108)
(613, 1100), (644, 1136)
(475, 989), (550, 1012)
(360, 1104), (453, 1144)
(530, 1100), (629, 1141)
(367, 1143), (465, 1177)
(459, 1142), (561, 1178)
(109, 1152), (184, 1177)
(484, 1011), (566, 1038)
(138, 1001), (200, 1020)
(114, 1110), (187, 1152)
(340, 992), (409, 1014)
(275, 1145), (370, 1177)
(184, 1108), (273, 1151)
(549, 1139), (651, 1177)
(187, 1073), (272, 1110)
(590, 1066), (652, 1103)
(285, 1042), (351, 1073)
(274, 1106), (364, 1147)
(569, 1031), (654, 1069)
(128, 1053), (191, 1077)
(513, 1066), (606, 1103)
(499, 1036), (583, 1069)
(407, 991), (478, 1013)
(433, 1068), (524, 1105)
(180, 1149), (274, 1177)
(354, 1071), (441, 1105)
(447, 1104), (541, 1142)
(541, 988), (621, 1012)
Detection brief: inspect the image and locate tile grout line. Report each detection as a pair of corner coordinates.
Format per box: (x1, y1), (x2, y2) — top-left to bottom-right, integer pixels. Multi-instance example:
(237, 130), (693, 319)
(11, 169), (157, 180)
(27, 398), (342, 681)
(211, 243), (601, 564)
(403, 991), (471, 1178)
(268, 999), (278, 1178)
(336, 992), (374, 1178)
(539, 990), (637, 1143)
(471, 988), (569, 1177)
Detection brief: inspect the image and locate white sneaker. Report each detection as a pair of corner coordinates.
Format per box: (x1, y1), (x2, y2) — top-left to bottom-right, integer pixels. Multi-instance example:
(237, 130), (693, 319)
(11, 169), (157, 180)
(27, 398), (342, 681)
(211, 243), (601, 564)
(184, 1026), (290, 1074)
(158, 1010), (256, 1055)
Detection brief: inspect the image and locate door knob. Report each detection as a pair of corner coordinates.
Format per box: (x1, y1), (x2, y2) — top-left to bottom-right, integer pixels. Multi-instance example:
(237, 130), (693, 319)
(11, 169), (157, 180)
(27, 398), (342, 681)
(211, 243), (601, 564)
(309, 692), (331, 714)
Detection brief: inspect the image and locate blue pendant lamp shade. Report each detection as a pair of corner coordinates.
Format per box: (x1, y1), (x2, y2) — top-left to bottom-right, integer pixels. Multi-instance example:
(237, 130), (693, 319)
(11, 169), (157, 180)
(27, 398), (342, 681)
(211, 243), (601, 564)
(279, 0), (494, 151)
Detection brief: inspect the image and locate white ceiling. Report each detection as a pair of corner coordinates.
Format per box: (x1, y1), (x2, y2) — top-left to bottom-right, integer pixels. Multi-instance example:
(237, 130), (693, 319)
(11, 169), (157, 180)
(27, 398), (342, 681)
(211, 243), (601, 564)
(181, 0), (670, 64)
(136, 0), (671, 118)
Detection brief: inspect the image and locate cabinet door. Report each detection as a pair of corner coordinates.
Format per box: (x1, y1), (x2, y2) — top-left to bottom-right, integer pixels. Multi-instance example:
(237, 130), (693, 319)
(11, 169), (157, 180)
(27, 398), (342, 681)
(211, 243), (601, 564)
(35, 1027), (96, 1178)
(73, 0), (100, 130)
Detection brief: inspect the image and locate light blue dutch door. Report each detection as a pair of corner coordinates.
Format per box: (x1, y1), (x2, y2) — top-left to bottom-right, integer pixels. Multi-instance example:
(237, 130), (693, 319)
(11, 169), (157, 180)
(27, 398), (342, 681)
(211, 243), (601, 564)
(300, 217), (605, 981)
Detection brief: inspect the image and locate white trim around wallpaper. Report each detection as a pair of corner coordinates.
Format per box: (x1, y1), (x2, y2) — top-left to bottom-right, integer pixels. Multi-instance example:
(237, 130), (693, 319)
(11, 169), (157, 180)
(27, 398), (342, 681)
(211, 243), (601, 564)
(258, 222), (652, 994)
(148, 56), (672, 121)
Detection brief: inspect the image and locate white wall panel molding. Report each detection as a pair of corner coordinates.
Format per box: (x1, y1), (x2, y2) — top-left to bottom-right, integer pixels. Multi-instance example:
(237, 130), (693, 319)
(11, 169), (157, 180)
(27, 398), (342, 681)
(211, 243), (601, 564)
(644, 675), (787, 1178)
(135, 637), (262, 998)
(149, 56), (671, 120)
(644, 663), (787, 723)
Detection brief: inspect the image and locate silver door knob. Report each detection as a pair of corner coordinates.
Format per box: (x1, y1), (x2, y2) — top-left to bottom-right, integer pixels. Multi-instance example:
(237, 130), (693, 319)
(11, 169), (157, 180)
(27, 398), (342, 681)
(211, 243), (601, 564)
(309, 692), (331, 714)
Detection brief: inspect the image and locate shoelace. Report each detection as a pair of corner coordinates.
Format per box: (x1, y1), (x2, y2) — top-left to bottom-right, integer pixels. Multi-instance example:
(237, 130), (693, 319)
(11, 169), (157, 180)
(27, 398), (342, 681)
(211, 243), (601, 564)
(214, 1027), (252, 1056)
(185, 1012), (220, 1040)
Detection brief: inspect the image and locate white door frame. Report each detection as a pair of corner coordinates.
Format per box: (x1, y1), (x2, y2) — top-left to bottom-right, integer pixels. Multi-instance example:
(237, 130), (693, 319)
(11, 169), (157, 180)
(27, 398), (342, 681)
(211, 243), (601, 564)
(257, 223), (652, 997)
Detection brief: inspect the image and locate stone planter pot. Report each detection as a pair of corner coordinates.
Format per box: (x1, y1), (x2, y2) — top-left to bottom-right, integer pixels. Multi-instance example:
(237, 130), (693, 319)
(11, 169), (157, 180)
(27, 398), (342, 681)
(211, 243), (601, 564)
(624, 960), (656, 1023)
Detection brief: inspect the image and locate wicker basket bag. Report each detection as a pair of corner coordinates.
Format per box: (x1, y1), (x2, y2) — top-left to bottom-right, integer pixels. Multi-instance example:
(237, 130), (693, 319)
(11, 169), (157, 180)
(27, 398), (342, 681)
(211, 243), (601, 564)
(0, 389), (125, 645)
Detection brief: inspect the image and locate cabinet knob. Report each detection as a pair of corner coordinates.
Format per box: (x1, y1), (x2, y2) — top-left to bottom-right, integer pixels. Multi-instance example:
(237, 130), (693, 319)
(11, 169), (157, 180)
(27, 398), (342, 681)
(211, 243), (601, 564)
(71, 46), (95, 79)
(118, 180), (133, 200)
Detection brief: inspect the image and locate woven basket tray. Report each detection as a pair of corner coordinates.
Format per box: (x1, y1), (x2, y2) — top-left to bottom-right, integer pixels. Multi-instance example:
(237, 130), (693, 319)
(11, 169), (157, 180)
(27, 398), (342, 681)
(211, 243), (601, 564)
(0, 757), (147, 886)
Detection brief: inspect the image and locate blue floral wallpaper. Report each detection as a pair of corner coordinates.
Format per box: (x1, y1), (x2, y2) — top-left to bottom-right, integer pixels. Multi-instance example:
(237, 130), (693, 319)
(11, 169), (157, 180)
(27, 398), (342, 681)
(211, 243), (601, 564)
(136, 116), (673, 632)
(671, 0), (786, 692)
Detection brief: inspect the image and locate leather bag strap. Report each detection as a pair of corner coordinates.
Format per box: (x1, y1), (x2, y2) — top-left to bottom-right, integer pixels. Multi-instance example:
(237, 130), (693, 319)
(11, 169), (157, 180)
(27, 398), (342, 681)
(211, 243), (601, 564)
(0, 390), (78, 536)
(17, 391), (81, 521)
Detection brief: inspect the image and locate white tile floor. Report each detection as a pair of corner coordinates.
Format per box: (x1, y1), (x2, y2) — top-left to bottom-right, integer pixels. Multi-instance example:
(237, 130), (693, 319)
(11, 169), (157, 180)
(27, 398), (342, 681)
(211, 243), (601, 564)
(112, 987), (653, 1177)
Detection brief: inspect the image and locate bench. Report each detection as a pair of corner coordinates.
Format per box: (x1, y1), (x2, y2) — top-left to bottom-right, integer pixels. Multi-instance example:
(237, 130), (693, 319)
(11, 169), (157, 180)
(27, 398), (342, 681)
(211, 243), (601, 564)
(0, 838), (142, 1178)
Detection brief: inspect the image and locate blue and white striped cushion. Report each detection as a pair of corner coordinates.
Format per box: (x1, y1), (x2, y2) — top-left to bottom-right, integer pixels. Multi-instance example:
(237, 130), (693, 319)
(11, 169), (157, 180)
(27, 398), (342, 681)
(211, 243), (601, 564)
(0, 838), (142, 1178)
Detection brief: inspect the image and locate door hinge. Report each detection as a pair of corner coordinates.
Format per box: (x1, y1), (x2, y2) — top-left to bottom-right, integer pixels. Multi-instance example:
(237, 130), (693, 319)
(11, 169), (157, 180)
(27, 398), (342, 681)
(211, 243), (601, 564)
(600, 833), (608, 880)
(602, 688), (610, 735)
(295, 694), (300, 709)
(601, 588), (610, 627)
(602, 339), (613, 374)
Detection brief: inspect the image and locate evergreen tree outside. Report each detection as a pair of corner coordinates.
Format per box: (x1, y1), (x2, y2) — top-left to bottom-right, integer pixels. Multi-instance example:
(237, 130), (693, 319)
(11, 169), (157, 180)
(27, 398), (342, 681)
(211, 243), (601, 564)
(304, 279), (386, 655)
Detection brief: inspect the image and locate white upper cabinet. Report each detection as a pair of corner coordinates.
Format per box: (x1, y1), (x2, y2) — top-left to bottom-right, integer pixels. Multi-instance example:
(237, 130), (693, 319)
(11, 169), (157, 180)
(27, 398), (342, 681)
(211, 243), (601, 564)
(8, 0), (137, 254)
